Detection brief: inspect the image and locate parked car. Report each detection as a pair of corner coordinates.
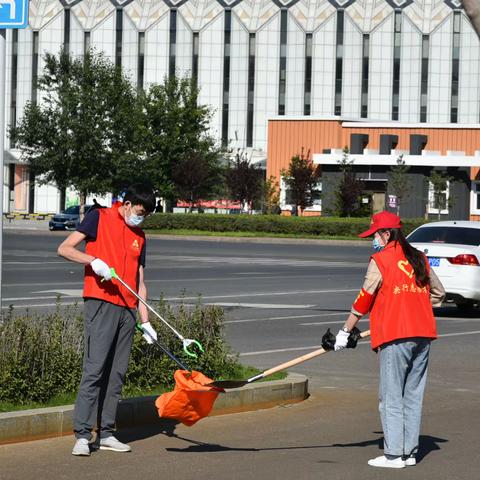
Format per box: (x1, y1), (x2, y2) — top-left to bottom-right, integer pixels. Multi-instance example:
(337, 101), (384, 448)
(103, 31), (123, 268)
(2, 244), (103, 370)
(48, 205), (95, 231)
(407, 221), (480, 309)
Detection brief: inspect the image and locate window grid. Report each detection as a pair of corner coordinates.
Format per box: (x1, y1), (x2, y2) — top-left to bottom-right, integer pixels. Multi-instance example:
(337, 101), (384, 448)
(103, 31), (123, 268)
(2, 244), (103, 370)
(31, 31), (39, 105)
(84, 31), (91, 54)
(64, 8), (70, 55)
(137, 31), (145, 90)
(304, 33), (312, 115)
(420, 34), (429, 122)
(10, 29), (18, 146)
(221, 10), (232, 146)
(192, 31), (199, 88)
(278, 9), (288, 115)
(392, 10), (401, 120)
(169, 9), (177, 77)
(334, 10), (344, 116)
(247, 32), (255, 147)
(361, 34), (369, 118)
(115, 9), (123, 68)
(451, 11), (460, 123)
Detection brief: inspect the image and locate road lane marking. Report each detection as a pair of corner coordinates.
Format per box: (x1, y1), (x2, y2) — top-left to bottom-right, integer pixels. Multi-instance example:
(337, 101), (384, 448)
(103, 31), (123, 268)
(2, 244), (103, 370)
(35, 289), (83, 296)
(225, 312), (347, 324)
(239, 329), (480, 356)
(164, 288), (358, 301)
(438, 330), (480, 338)
(204, 302), (315, 309)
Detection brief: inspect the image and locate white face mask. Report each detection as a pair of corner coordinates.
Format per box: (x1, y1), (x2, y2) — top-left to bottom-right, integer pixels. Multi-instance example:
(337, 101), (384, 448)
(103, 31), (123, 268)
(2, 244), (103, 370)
(126, 212), (144, 227)
(124, 203), (145, 227)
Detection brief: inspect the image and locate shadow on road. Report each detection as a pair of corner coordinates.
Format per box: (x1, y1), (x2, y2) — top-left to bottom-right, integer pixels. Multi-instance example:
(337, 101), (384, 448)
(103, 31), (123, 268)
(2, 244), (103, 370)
(161, 431), (447, 462)
(332, 432), (448, 463)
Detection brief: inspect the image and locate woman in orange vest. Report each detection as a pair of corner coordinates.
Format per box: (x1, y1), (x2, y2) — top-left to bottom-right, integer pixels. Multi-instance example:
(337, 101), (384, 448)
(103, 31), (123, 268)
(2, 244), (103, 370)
(329, 211), (445, 469)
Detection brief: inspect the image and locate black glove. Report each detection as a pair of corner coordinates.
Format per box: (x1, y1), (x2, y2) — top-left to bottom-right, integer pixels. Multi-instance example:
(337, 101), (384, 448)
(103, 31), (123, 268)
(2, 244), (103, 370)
(322, 327), (362, 351)
(346, 327), (362, 349)
(321, 328), (336, 351)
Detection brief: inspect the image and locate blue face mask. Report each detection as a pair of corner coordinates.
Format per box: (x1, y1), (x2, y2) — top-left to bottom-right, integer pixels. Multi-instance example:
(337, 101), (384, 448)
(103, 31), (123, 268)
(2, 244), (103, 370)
(126, 213), (144, 227)
(125, 207), (145, 227)
(372, 237), (384, 252)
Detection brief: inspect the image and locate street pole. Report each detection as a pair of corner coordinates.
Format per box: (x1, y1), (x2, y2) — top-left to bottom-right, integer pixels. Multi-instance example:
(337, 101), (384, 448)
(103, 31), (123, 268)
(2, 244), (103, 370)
(0, 28), (6, 316)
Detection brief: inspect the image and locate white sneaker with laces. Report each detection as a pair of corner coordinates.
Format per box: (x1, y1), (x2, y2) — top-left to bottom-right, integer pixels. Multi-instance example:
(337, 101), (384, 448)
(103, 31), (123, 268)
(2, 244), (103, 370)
(405, 456), (416, 466)
(367, 455), (405, 469)
(99, 436), (131, 452)
(72, 438), (90, 456)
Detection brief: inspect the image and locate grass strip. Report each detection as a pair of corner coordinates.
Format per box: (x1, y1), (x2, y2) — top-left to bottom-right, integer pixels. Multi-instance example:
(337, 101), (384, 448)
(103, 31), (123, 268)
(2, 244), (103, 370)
(0, 367), (287, 413)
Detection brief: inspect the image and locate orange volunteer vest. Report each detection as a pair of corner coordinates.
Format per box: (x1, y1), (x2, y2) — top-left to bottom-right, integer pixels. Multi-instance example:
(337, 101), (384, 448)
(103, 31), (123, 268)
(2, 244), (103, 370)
(369, 242), (437, 350)
(83, 205), (145, 308)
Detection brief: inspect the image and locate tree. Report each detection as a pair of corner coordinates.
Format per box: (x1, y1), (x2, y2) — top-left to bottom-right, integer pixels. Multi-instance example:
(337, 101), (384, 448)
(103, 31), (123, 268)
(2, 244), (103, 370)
(280, 149), (321, 216)
(333, 147), (364, 217)
(9, 49), (144, 214)
(463, 0), (480, 37)
(225, 150), (263, 213)
(389, 154), (411, 215)
(427, 170), (454, 220)
(171, 150), (224, 212)
(142, 76), (221, 205)
(261, 176), (281, 214)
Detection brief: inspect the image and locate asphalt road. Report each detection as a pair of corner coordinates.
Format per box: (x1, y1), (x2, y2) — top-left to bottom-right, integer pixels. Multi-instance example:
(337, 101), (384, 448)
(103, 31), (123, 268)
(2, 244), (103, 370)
(1, 230), (479, 479)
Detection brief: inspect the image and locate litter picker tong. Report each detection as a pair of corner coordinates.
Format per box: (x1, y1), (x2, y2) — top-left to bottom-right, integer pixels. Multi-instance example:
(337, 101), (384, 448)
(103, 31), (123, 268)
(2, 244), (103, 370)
(109, 268), (204, 358)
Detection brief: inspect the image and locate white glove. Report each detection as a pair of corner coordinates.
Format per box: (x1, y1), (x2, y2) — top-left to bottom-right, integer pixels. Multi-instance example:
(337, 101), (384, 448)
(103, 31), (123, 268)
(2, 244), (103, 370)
(334, 329), (350, 351)
(141, 322), (158, 344)
(90, 258), (112, 281)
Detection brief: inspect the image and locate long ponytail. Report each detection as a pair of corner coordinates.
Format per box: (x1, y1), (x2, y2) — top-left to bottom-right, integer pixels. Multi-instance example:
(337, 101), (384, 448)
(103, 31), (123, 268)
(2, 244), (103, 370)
(381, 228), (430, 287)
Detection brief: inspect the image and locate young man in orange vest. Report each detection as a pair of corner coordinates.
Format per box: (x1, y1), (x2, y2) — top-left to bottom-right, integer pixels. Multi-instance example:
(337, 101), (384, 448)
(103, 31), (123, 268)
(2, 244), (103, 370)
(58, 184), (157, 456)
(327, 211), (445, 469)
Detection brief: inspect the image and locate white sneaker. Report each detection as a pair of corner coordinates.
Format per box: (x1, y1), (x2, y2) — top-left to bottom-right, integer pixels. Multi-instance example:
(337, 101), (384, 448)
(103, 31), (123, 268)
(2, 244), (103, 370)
(72, 438), (90, 456)
(368, 455), (405, 469)
(405, 456), (416, 466)
(99, 436), (131, 452)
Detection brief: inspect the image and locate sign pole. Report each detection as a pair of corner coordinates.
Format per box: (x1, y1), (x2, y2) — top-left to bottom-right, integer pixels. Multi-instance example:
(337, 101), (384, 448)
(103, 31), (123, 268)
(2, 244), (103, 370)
(0, 1), (29, 315)
(0, 28), (5, 316)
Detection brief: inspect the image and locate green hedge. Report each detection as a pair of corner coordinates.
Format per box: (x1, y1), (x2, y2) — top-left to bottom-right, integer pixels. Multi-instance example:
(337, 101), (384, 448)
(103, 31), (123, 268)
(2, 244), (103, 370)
(143, 213), (427, 237)
(0, 300), (241, 405)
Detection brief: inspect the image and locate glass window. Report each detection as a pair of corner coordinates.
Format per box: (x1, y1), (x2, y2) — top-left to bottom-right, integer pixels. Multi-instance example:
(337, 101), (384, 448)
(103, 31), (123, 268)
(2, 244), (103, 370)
(408, 226), (480, 246)
(334, 10), (344, 116)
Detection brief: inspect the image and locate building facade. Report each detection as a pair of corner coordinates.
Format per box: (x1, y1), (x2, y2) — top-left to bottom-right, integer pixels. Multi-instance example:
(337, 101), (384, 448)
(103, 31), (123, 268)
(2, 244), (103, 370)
(267, 117), (480, 219)
(2, 0), (479, 213)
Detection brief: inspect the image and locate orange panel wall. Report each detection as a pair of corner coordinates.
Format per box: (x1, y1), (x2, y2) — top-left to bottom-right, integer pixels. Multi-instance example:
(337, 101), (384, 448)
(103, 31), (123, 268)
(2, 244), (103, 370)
(268, 120), (480, 182)
(267, 120), (344, 181)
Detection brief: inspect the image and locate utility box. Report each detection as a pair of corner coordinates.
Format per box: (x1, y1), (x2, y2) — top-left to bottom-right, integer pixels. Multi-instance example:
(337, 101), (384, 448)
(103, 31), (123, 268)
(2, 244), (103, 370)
(380, 134), (399, 155)
(350, 134), (369, 154)
(410, 134), (428, 155)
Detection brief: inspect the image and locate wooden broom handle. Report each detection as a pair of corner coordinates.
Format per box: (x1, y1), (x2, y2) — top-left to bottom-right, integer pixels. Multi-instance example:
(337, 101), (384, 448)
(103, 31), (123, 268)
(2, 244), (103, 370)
(261, 329), (370, 378)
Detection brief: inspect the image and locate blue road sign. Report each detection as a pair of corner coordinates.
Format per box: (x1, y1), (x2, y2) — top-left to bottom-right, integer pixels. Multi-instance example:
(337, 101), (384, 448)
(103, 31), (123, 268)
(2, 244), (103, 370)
(0, 0), (29, 29)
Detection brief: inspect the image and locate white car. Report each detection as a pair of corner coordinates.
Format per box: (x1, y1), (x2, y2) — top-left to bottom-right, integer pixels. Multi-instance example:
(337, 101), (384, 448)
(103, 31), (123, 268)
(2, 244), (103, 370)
(407, 220), (480, 309)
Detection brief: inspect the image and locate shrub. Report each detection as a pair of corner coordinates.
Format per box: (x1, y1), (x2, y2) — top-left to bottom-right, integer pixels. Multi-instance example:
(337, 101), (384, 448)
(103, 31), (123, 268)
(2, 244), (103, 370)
(0, 299), (240, 405)
(143, 213), (427, 237)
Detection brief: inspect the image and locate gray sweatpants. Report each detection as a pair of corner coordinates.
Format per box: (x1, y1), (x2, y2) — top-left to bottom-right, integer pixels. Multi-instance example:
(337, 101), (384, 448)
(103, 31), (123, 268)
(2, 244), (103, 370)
(74, 299), (136, 440)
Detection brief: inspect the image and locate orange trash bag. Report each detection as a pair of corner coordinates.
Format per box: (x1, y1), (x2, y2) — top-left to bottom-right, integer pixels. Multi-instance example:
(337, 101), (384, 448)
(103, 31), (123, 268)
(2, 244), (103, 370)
(155, 370), (223, 426)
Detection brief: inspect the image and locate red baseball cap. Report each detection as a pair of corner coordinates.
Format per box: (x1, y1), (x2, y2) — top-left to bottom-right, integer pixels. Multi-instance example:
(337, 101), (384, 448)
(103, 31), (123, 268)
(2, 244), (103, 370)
(358, 210), (402, 238)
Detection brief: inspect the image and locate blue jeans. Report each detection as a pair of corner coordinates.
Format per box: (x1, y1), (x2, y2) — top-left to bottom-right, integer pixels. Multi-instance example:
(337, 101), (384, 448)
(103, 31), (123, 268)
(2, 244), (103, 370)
(378, 338), (431, 457)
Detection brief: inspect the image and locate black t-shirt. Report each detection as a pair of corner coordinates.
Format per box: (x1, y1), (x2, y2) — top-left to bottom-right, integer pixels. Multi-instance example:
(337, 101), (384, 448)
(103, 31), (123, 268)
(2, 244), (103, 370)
(77, 209), (146, 268)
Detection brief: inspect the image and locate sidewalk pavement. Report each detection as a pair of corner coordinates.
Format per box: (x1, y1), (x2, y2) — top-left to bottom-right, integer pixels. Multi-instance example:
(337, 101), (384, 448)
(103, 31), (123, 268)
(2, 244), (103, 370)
(0, 383), (477, 480)
(2, 218), (52, 231)
(0, 374), (307, 445)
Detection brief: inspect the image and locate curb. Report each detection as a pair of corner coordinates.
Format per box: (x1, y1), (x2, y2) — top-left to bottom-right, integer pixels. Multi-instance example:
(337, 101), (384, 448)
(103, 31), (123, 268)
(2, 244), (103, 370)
(0, 373), (308, 445)
(145, 234), (369, 246)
